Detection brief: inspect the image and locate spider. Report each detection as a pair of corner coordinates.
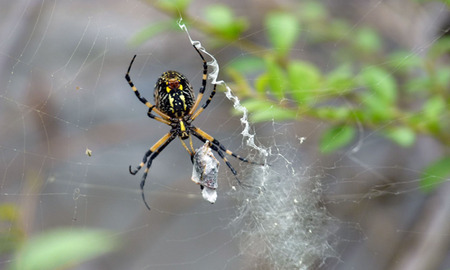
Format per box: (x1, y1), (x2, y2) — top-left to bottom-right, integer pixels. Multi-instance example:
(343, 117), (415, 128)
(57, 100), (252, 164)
(125, 45), (261, 210)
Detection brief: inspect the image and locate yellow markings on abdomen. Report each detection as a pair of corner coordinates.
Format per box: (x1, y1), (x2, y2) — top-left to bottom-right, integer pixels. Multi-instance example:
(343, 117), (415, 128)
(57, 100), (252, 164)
(180, 94), (187, 110)
(168, 95), (175, 113)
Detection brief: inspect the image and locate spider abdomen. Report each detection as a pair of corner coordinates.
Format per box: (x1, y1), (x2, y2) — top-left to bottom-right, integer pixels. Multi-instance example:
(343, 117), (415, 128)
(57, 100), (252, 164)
(154, 71), (195, 118)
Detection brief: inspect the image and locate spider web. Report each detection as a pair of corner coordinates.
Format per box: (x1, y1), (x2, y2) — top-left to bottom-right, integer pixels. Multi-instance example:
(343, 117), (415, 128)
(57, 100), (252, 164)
(0, 1), (449, 270)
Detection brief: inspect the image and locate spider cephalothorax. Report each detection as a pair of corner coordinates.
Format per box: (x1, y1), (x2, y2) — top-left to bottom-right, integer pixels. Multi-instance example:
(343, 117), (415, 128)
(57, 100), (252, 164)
(125, 45), (262, 210)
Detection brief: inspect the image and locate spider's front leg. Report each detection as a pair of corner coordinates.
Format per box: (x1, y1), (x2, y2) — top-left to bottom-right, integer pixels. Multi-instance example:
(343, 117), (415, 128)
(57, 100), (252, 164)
(125, 55), (171, 121)
(146, 106), (172, 125)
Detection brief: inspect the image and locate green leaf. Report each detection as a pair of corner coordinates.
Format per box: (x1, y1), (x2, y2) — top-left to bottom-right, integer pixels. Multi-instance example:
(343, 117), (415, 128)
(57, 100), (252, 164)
(0, 204), (23, 253)
(325, 64), (355, 94)
(255, 73), (270, 94)
(265, 56), (287, 99)
(383, 127), (416, 147)
(315, 106), (352, 121)
(423, 96), (446, 119)
(227, 56), (265, 74)
(360, 66), (398, 105)
(320, 125), (356, 154)
(241, 99), (273, 112)
(288, 61), (321, 104)
(420, 157), (450, 193)
(205, 5), (247, 40)
(265, 12), (300, 56)
(205, 5), (233, 28)
(354, 27), (382, 54)
(301, 1), (327, 21)
(0, 203), (20, 222)
(360, 93), (394, 122)
(428, 36), (450, 60)
(226, 69), (252, 97)
(158, 0), (192, 12)
(241, 100), (296, 122)
(250, 107), (297, 122)
(387, 51), (422, 72)
(129, 22), (174, 46)
(11, 229), (118, 270)
(435, 67), (450, 89)
(405, 76), (430, 93)
(327, 19), (351, 40)
(421, 96), (447, 133)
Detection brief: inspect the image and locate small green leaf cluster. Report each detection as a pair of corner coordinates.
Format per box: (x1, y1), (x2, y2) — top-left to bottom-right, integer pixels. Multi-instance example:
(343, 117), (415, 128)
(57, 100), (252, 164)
(131, 2), (248, 46)
(224, 4), (448, 193)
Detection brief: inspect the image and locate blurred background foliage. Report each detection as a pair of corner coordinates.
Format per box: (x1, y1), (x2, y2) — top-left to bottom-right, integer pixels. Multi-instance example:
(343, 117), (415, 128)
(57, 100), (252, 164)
(1, 203), (117, 270)
(132, 0), (449, 191)
(0, 0), (448, 268)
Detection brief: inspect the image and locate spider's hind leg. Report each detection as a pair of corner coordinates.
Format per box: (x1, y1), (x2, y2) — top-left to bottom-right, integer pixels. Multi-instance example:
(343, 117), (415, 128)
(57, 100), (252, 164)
(129, 132), (175, 210)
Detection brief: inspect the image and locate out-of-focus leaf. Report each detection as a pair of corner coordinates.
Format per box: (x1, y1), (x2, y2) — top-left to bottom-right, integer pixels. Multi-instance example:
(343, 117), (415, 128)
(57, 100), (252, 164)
(158, 0), (192, 12)
(301, 1), (327, 21)
(288, 61), (321, 104)
(325, 64), (354, 94)
(387, 51), (422, 72)
(423, 96), (446, 119)
(241, 100), (296, 122)
(129, 22), (174, 46)
(422, 96), (447, 133)
(226, 69), (252, 97)
(428, 36), (450, 60)
(255, 73), (269, 94)
(11, 229), (118, 270)
(0, 204), (24, 253)
(205, 5), (247, 40)
(265, 57), (287, 99)
(265, 12), (300, 56)
(0, 230), (23, 253)
(0, 204), (19, 222)
(205, 5), (233, 29)
(354, 27), (382, 54)
(435, 67), (450, 89)
(253, 107), (296, 122)
(241, 99), (274, 112)
(327, 19), (351, 40)
(320, 125), (356, 154)
(315, 106), (352, 121)
(383, 127), (416, 147)
(227, 56), (265, 74)
(420, 156), (450, 193)
(360, 93), (393, 122)
(406, 76), (430, 93)
(360, 66), (397, 105)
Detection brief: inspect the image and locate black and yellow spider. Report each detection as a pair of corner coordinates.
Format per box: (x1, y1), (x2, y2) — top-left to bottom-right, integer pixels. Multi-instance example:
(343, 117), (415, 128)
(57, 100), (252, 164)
(125, 45), (260, 210)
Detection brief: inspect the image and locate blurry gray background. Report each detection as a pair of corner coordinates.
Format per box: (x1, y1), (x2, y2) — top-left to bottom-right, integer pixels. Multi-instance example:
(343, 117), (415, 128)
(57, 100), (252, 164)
(0, 0), (448, 269)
